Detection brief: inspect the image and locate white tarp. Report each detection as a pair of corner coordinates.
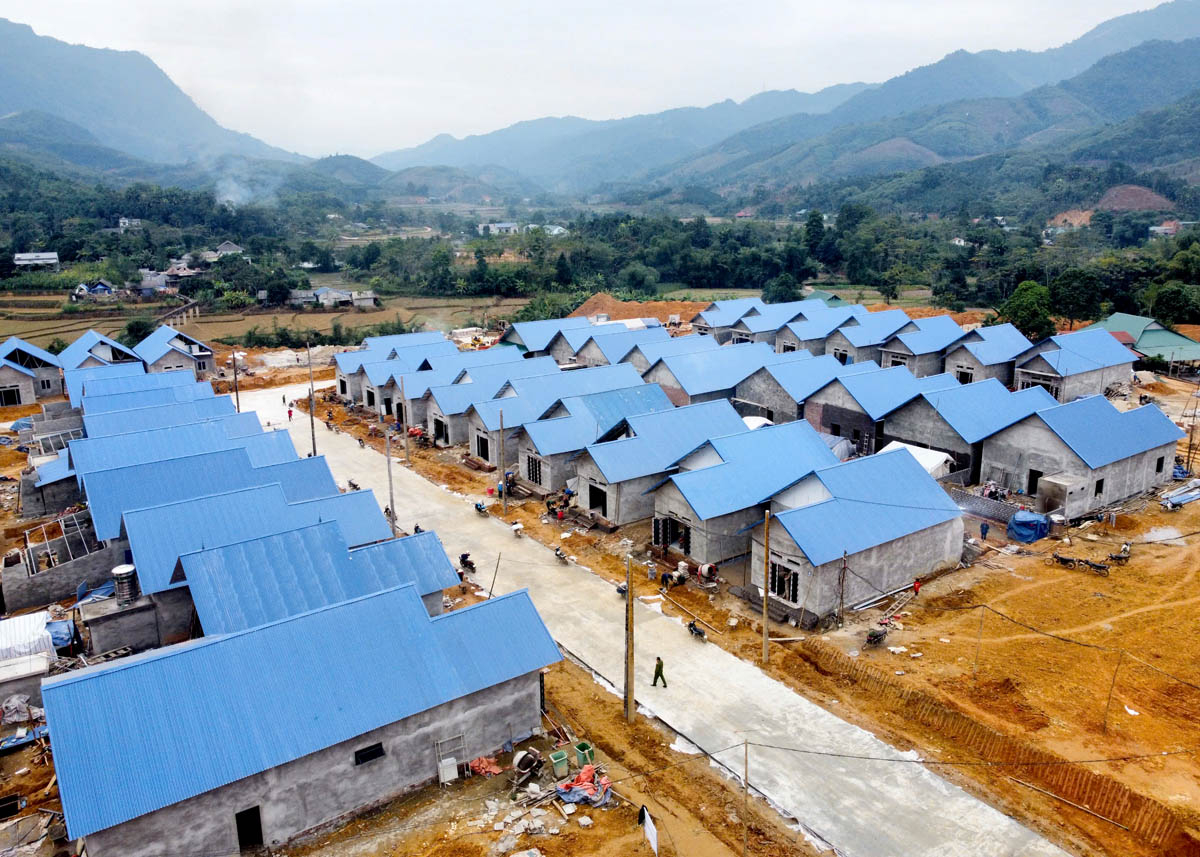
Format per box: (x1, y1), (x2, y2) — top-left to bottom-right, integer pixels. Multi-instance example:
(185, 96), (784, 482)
(0, 612), (54, 661)
(879, 441), (952, 478)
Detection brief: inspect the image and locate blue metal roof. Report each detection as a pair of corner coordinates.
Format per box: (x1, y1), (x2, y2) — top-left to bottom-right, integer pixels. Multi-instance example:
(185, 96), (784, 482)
(776, 448), (963, 566)
(956, 323), (1032, 366)
(427, 357), (561, 415)
(131, 325), (210, 365)
(0, 336), (59, 368)
(360, 331), (448, 351)
(33, 453), (73, 488)
(424, 344), (524, 371)
(502, 317), (591, 352)
(181, 523), (458, 634)
(694, 297), (765, 327)
(84, 450), (339, 540)
(580, 328), (671, 364)
(80, 369), (194, 401)
(892, 315), (966, 355)
(919, 379), (1057, 444)
(81, 382), (215, 414)
(835, 367), (959, 420)
(523, 385), (673, 456)
(735, 299), (827, 334)
(367, 344), (530, 393)
(124, 485), (390, 594)
(335, 338), (458, 375)
(583, 400), (746, 483)
(651, 342), (808, 396)
(762, 355), (881, 403)
(1034, 395), (1184, 468)
(628, 334), (719, 368)
(784, 305), (869, 342)
(43, 585), (559, 840)
(471, 364), (644, 431)
(839, 309), (914, 348)
(57, 330), (140, 371)
(65, 362), (145, 407)
(1022, 329), (1137, 377)
(81, 397), (237, 436)
(668, 421), (839, 519)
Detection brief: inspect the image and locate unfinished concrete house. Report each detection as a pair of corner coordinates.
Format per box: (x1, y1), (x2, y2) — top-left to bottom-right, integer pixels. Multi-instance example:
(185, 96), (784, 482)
(422, 357), (560, 447)
(333, 332), (451, 400)
(753, 449), (964, 627)
(941, 323), (1032, 386)
(621, 334), (719, 375)
(340, 339), (459, 408)
(643, 341), (808, 406)
(573, 401), (746, 525)
(359, 345), (524, 422)
(823, 309), (916, 366)
(977, 395), (1183, 517)
(802, 365), (958, 455)
(544, 320), (664, 367)
(44, 585), (560, 857)
(884, 380), (1058, 481)
(515, 385), (672, 494)
(877, 315), (967, 377)
(774, 306), (867, 355)
(733, 355), (880, 423)
(651, 421), (839, 570)
(0, 337), (61, 403)
(57, 330), (140, 371)
(498, 316), (591, 357)
(570, 327), (670, 368)
(1012, 329), (1136, 402)
(689, 297), (765, 342)
(132, 326), (214, 378)
(726, 299), (826, 347)
(465, 364), (643, 470)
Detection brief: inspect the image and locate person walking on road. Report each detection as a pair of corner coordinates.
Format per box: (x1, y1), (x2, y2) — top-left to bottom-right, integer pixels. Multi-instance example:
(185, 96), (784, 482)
(652, 656), (667, 688)
(287, 408), (293, 422)
(980, 521), (990, 542)
(282, 394), (286, 406)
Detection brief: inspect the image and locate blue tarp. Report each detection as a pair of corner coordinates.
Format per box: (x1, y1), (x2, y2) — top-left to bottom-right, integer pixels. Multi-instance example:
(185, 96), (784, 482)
(46, 620), (75, 648)
(9, 417), (32, 432)
(1006, 510), (1050, 543)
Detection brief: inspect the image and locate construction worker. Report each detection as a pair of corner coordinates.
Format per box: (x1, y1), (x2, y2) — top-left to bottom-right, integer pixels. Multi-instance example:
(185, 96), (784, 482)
(980, 521), (989, 542)
(912, 578), (922, 597)
(652, 656), (667, 688)
(287, 408), (293, 422)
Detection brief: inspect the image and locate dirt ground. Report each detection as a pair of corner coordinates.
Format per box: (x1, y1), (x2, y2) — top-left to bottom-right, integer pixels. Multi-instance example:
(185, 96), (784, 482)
(286, 658), (811, 857)
(570, 293), (709, 328)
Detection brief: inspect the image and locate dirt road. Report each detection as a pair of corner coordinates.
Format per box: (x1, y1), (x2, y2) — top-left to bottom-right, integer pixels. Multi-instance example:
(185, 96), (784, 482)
(244, 383), (1066, 857)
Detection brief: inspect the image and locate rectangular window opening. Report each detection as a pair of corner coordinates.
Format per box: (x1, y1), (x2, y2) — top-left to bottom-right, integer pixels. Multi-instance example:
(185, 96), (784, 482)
(355, 742), (386, 766)
(1094, 479), (1105, 497)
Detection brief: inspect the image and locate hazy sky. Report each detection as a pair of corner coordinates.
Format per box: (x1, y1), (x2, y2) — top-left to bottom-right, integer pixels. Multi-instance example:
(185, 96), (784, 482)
(0, 0), (1163, 158)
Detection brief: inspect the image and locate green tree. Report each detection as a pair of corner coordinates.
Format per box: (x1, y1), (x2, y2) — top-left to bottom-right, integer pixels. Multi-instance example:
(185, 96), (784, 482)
(803, 209), (825, 257)
(999, 281), (1056, 341)
(263, 280), (293, 306)
(762, 273), (801, 304)
(45, 337), (69, 355)
(119, 317), (156, 347)
(617, 262), (659, 296)
(554, 252), (573, 286)
(1050, 268), (1102, 329)
(1151, 281), (1199, 325)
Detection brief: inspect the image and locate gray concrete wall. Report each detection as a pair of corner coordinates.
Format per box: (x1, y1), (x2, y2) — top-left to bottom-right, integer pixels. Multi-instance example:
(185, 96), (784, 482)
(0, 366), (36, 405)
(980, 418), (1175, 517)
(337, 368), (366, 402)
(641, 363), (686, 403)
(942, 346), (1011, 386)
(574, 340), (610, 368)
(1015, 359), (1131, 403)
(0, 667), (49, 706)
(19, 472), (80, 518)
(32, 366), (63, 399)
(83, 597), (160, 654)
(548, 337), (578, 366)
(825, 330), (880, 367)
(425, 399), (470, 447)
(517, 443), (573, 493)
(573, 455), (659, 525)
(654, 481), (761, 565)
(147, 353), (198, 377)
(749, 514), (963, 624)
(776, 328), (830, 356)
(623, 351), (652, 375)
(802, 384), (878, 454)
(3, 542), (126, 612)
(154, 586), (197, 645)
(26, 413), (84, 446)
(733, 370), (801, 423)
(84, 672), (543, 857)
(465, 412), (518, 469)
(883, 399), (971, 467)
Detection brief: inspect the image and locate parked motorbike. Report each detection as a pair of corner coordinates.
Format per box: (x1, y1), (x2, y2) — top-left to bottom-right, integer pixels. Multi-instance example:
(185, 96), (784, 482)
(1108, 543), (1132, 565)
(357, 437), (366, 449)
(1044, 552), (1078, 569)
(1081, 558), (1111, 577)
(687, 619), (707, 642)
(346, 479), (360, 492)
(865, 627), (889, 648)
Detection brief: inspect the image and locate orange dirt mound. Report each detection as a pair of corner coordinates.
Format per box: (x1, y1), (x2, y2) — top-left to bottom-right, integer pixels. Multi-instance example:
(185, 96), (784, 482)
(862, 304), (987, 326)
(569, 293), (709, 325)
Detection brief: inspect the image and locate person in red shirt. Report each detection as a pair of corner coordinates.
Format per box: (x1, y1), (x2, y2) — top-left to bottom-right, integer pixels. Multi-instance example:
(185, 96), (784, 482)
(912, 578), (922, 596)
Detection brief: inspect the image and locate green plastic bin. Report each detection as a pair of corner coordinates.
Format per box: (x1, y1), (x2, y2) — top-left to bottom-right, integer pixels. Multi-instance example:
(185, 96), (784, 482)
(549, 749), (569, 778)
(574, 741), (594, 767)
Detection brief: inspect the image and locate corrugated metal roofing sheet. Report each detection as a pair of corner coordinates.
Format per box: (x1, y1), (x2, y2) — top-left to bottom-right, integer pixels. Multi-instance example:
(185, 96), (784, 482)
(84, 450), (339, 540)
(80, 369), (194, 400)
(919, 379), (1057, 444)
(131, 326), (209, 365)
(80, 382), (215, 415)
(0, 336), (59, 368)
(839, 309), (914, 348)
(836, 367), (959, 420)
(628, 334), (719, 369)
(81, 397), (237, 436)
(503, 317), (591, 352)
(44, 586), (559, 840)
(335, 338), (457, 376)
(958, 323), (1033, 366)
(583, 328), (671, 364)
(360, 331), (448, 351)
(695, 297), (765, 327)
(651, 342), (807, 396)
(33, 453), (73, 488)
(1025, 329), (1137, 377)
(669, 421), (839, 519)
(523, 385), (673, 456)
(65, 362), (145, 407)
(471, 364), (643, 431)
(584, 400), (746, 483)
(783, 305), (868, 342)
(735, 299), (827, 334)
(1035, 395), (1185, 468)
(373, 346), (527, 394)
(427, 357), (561, 415)
(893, 315), (966, 355)
(775, 448), (963, 566)
(57, 330), (140, 371)
(762, 355), (880, 403)
(181, 523), (459, 634)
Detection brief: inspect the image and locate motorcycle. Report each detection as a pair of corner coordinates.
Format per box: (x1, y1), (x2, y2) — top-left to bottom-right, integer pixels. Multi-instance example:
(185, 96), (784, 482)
(1108, 543), (1132, 565)
(554, 546), (569, 564)
(687, 619), (707, 642)
(510, 522), (524, 538)
(413, 524), (424, 534)
(357, 437), (366, 449)
(1044, 552), (1078, 569)
(459, 553), (476, 573)
(474, 502), (489, 516)
(865, 627), (889, 648)
(346, 479), (360, 492)
(1081, 558), (1111, 577)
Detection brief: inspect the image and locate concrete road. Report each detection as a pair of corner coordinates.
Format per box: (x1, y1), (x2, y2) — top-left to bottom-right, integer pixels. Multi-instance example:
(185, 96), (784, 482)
(249, 384), (1066, 857)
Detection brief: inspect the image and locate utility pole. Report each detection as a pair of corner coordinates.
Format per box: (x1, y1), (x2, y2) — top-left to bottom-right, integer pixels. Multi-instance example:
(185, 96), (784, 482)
(837, 552), (847, 629)
(1102, 650), (1125, 734)
(742, 740), (749, 857)
(385, 430), (397, 537)
(499, 409), (507, 515)
(399, 375), (411, 466)
(761, 510), (771, 665)
(306, 341), (317, 458)
(231, 348), (241, 412)
(488, 552), (502, 599)
(624, 554), (635, 723)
